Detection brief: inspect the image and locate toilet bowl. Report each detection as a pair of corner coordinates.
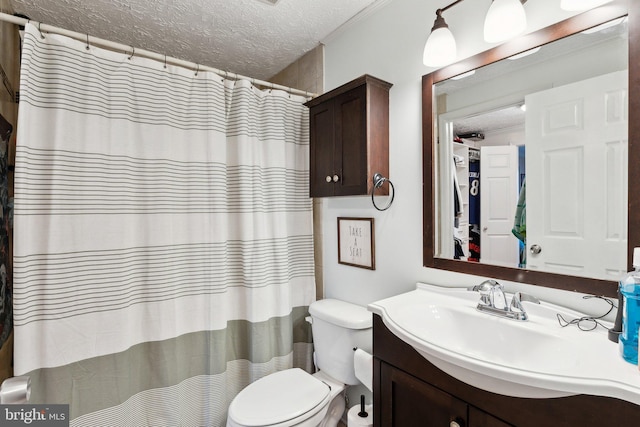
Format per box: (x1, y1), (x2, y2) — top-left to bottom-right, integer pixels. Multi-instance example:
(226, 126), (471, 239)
(226, 299), (372, 427)
(227, 369), (343, 427)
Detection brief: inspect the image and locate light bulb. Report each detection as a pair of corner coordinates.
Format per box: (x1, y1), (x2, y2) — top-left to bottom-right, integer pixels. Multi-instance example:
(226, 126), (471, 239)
(484, 0), (527, 43)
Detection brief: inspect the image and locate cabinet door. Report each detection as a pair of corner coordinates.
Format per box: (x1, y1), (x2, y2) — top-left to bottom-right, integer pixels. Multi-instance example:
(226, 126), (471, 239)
(469, 406), (514, 427)
(380, 362), (467, 427)
(309, 102), (335, 197)
(334, 85), (368, 196)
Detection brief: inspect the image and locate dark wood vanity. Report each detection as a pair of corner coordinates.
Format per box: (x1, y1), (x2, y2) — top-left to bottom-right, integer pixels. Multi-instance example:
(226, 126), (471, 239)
(373, 315), (640, 426)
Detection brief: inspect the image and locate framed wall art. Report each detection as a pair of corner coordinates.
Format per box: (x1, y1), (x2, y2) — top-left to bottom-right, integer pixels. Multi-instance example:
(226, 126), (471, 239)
(337, 217), (375, 270)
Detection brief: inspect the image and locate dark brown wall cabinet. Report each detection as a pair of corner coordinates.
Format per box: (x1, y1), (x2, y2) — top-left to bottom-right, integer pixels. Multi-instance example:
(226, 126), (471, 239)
(305, 75), (392, 197)
(373, 315), (640, 427)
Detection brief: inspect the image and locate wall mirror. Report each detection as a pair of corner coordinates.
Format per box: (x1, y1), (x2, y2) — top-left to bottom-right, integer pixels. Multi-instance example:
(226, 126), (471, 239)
(423, 0), (640, 297)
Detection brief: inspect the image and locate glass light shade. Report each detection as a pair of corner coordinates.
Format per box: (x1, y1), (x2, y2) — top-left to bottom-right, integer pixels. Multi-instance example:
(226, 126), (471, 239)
(483, 0), (527, 43)
(561, 0), (612, 11)
(423, 27), (457, 67)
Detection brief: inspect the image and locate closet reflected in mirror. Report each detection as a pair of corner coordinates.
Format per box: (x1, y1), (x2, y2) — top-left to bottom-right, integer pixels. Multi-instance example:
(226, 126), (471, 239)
(434, 16), (628, 282)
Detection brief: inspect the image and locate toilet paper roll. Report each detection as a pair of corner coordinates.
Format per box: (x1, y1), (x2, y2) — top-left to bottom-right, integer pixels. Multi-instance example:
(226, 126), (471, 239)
(353, 348), (373, 392)
(0, 376), (31, 404)
(348, 403), (373, 427)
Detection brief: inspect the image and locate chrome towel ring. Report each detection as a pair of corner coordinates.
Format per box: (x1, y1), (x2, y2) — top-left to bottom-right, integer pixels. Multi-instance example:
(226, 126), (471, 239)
(371, 173), (395, 211)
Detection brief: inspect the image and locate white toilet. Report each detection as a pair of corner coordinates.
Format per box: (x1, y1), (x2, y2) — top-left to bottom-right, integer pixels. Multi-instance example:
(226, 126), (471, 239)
(226, 299), (372, 427)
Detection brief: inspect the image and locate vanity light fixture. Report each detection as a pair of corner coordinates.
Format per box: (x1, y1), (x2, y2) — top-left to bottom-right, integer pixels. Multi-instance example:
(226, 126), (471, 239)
(423, 0), (528, 67)
(422, 2), (460, 67)
(560, 0), (612, 11)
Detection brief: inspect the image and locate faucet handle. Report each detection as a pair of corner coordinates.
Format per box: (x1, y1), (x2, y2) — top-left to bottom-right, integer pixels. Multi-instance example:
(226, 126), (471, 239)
(468, 280), (500, 305)
(468, 279), (500, 292)
(510, 292), (541, 314)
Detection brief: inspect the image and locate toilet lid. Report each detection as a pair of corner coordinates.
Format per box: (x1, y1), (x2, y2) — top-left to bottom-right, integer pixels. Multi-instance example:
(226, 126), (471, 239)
(228, 368), (331, 427)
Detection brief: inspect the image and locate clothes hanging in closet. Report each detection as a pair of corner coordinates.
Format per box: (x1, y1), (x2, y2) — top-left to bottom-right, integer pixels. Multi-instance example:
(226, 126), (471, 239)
(468, 151), (480, 262)
(453, 157), (463, 228)
(512, 179), (527, 267)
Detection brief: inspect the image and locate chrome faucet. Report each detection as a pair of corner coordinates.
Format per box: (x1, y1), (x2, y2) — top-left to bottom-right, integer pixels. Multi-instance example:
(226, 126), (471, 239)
(468, 280), (540, 321)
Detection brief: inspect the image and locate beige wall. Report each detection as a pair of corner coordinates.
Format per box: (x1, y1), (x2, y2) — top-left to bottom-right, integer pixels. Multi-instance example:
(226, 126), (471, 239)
(270, 45), (324, 301)
(0, 0), (18, 138)
(0, 0), (19, 382)
(270, 45), (323, 96)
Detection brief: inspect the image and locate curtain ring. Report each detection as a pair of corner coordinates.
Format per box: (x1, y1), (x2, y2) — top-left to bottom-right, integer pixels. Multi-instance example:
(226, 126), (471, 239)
(195, 64), (199, 76)
(371, 173), (395, 211)
(163, 55), (167, 69)
(85, 34), (90, 51)
(37, 22), (45, 39)
(128, 46), (135, 60)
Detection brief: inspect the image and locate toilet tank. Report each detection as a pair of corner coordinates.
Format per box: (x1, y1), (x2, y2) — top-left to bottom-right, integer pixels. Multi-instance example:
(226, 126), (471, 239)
(309, 299), (372, 385)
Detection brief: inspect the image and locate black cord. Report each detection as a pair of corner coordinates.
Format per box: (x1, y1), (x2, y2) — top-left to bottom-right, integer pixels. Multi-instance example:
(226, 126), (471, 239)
(556, 295), (616, 331)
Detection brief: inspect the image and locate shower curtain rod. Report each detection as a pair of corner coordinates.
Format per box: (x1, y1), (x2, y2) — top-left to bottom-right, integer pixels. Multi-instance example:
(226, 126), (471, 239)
(0, 12), (318, 99)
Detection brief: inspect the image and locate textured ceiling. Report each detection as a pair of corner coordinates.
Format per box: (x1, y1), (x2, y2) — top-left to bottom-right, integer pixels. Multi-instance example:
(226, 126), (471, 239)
(9, 0), (386, 81)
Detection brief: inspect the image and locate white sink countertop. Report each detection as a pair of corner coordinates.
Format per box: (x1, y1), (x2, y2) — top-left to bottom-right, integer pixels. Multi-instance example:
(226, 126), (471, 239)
(368, 282), (640, 405)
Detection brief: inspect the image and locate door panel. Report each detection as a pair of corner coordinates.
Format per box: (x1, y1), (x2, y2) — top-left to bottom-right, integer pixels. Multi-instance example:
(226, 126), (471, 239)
(469, 406), (514, 427)
(309, 104), (334, 197)
(480, 145), (519, 267)
(525, 70), (628, 280)
(380, 362), (467, 427)
(335, 85), (367, 195)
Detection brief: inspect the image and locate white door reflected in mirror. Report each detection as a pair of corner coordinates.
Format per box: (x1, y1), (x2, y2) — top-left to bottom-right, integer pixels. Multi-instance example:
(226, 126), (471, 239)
(525, 70), (628, 281)
(479, 145), (519, 267)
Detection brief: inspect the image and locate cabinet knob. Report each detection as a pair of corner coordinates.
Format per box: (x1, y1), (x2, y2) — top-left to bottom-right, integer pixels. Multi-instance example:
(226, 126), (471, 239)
(332, 174), (340, 183)
(450, 421), (461, 427)
(325, 175), (332, 183)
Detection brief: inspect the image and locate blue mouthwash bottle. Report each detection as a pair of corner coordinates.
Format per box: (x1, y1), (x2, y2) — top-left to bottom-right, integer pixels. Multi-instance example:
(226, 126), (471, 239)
(620, 247), (640, 364)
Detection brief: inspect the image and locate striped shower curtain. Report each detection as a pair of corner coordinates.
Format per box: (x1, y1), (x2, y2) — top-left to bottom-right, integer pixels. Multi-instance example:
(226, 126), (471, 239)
(13, 23), (315, 426)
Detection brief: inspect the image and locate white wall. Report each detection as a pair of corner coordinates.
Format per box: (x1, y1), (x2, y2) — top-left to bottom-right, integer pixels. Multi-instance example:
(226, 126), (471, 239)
(319, 0), (621, 313)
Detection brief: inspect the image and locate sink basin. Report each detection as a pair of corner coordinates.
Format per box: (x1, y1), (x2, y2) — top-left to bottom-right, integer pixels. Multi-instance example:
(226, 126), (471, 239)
(369, 283), (640, 404)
